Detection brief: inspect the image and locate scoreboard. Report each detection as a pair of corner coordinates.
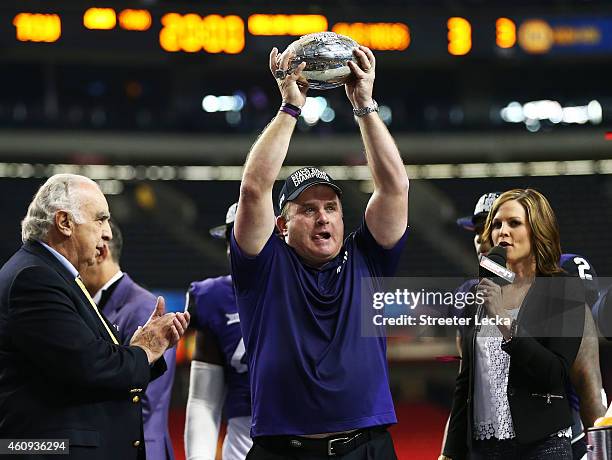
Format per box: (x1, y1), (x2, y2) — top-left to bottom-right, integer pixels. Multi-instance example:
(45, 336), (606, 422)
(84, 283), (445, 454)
(3, 4), (612, 65)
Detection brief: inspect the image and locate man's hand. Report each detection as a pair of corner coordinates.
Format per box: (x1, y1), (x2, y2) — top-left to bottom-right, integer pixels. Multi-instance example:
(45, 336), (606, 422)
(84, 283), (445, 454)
(269, 47), (308, 107)
(345, 45), (376, 109)
(130, 296), (190, 364)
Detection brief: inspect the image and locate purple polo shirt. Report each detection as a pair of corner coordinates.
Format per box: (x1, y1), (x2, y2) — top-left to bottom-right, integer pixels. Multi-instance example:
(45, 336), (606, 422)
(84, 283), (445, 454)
(230, 218), (407, 437)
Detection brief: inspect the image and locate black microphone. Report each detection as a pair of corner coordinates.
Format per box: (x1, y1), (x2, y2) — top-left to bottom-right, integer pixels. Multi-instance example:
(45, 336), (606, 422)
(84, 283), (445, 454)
(476, 246), (515, 332)
(479, 246), (515, 286)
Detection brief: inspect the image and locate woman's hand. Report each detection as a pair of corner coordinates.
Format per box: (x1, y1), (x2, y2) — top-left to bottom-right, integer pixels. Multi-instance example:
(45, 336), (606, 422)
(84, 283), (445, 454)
(476, 278), (513, 338)
(477, 278), (504, 317)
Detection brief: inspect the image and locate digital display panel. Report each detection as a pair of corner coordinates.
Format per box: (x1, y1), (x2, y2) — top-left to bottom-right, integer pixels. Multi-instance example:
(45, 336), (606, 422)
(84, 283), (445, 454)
(3, 5), (612, 62)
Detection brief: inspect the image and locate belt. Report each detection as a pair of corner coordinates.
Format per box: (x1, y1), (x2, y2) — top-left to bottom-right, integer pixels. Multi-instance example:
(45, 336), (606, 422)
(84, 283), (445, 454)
(255, 425), (388, 457)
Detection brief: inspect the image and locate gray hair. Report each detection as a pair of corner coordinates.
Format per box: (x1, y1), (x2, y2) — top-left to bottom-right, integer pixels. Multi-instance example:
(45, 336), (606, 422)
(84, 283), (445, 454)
(21, 174), (97, 243)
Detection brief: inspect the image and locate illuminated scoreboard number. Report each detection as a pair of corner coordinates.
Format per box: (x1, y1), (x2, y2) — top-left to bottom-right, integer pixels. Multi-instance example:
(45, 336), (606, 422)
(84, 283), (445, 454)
(496, 17), (517, 49)
(119, 9), (152, 31)
(82, 8), (152, 31)
(248, 14), (327, 36)
(83, 8), (116, 30)
(447, 17), (471, 55)
(445, 17), (518, 56)
(332, 22), (410, 51)
(13, 13), (61, 43)
(159, 13), (245, 54)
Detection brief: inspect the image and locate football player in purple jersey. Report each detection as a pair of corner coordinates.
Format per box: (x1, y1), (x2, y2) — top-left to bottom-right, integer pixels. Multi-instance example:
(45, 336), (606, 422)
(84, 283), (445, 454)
(446, 192), (606, 460)
(184, 203), (252, 460)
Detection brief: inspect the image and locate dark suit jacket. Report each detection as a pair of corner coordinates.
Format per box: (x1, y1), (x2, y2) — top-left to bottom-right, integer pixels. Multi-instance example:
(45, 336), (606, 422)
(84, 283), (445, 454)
(102, 274), (176, 460)
(0, 241), (166, 460)
(443, 275), (585, 460)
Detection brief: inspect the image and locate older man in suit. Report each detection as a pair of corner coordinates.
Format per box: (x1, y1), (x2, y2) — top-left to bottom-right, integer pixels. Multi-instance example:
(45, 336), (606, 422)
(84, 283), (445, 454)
(81, 220), (176, 460)
(0, 173), (189, 460)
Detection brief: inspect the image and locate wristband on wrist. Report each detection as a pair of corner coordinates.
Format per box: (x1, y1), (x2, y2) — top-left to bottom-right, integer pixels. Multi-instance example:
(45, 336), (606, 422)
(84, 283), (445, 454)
(353, 99), (379, 117)
(279, 101), (301, 119)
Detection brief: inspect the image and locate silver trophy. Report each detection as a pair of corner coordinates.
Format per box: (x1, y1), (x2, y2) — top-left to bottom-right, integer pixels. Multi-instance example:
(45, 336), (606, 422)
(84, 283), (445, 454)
(283, 32), (359, 90)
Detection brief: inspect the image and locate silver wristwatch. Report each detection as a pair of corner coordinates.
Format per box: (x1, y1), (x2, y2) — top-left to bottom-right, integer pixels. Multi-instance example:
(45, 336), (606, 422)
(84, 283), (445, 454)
(353, 100), (379, 117)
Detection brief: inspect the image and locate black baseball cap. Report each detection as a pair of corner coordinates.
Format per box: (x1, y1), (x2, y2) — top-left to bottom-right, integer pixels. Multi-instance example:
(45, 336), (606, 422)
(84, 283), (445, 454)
(456, 192), (501, 231)
(278, 167), (342, 212)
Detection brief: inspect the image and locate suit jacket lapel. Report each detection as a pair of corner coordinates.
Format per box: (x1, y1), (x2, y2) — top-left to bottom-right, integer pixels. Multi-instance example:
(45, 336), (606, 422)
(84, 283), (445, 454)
(23, 241), (119, 343)
(102, 274), (133, 317)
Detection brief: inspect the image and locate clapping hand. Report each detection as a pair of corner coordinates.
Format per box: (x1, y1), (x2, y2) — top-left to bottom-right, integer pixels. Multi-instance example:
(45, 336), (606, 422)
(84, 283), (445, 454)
(130, 296), (190, 364)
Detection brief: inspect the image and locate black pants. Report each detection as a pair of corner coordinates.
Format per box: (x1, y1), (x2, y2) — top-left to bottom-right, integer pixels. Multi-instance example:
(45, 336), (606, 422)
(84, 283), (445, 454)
(246, 431), (398, 460)
(470, 435), (572, 460)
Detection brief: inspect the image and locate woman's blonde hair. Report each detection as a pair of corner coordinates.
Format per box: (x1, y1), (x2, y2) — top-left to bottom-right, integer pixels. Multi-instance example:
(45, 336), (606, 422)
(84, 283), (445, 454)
(481, 189), (563, 275)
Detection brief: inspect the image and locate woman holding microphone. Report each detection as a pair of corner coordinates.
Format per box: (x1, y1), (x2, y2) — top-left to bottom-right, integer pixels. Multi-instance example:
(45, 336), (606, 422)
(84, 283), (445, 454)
(441, 189), (586, 459)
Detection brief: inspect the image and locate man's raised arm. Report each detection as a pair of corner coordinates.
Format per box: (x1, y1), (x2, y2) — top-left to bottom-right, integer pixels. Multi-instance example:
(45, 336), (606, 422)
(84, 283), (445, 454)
(235, 48), (308, 256)
(346, 46), (409, 249)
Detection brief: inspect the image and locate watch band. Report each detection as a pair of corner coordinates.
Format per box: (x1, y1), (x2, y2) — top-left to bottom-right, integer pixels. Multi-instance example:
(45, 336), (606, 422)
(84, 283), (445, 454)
(510, 319), (518, 337)
(502, 319), (518, 346)
(279, 101), (301, 119)
(353, 100), (379, 117)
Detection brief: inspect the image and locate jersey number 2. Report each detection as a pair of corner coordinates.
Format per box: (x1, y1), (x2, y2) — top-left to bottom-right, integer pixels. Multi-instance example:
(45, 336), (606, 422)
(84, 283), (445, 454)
(573, 257), (593, 281)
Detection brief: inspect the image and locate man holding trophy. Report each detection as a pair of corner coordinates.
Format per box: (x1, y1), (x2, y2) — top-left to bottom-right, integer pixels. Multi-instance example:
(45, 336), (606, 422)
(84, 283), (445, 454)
(230, 32), (409, 459)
